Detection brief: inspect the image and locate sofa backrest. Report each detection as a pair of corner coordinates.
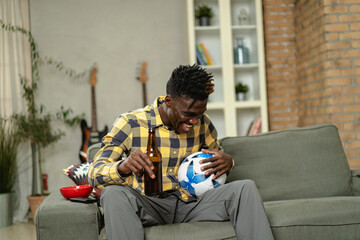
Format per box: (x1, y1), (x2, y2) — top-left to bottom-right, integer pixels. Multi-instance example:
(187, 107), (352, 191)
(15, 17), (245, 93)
(87, 143), (102, 160)
(220, 124), (352, 202)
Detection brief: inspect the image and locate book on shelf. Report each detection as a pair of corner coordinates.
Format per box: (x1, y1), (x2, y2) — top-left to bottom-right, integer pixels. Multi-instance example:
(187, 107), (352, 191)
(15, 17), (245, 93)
(200, 43), (214, 65)
(196, 43), (208, 65)
(247, 116), (261, 136)
(246, 120), (254, 136)
(196, 47), (206, 65)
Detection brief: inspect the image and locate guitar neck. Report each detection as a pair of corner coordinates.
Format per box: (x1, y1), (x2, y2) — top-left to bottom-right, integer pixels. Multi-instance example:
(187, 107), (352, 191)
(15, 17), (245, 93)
(91, 85), (97, 132)
(137, 61), (148, 107)
(142, 82), (147, 106)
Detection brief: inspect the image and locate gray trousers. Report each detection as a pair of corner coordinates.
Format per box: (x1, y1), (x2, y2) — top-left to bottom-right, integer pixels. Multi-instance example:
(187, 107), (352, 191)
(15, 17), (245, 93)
(100, 180), (274, 240)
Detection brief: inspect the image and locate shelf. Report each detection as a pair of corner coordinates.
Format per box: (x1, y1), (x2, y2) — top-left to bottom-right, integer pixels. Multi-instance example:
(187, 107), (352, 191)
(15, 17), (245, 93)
(207, 101), (261, 110)
(207, 102), (225, 110)
(232, 25), (256, 30)
(195, 26), (220, 31)
(234, 100), (262, 108)
(234, 63), (258, 69)
(199, 64), (222, 70)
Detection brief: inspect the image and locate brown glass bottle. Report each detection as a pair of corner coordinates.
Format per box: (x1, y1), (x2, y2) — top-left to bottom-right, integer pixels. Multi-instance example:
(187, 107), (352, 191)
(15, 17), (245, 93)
(144, 128), (162, 196)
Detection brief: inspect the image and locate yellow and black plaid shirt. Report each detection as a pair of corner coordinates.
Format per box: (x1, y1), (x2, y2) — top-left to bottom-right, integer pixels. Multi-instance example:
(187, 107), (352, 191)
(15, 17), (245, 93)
(88, 96), (220, 202)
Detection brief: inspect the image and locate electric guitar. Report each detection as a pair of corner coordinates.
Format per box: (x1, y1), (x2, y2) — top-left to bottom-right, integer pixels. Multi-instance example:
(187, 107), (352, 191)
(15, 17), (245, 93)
(137, 62), (148, 106)
(79, 67), (108, 163)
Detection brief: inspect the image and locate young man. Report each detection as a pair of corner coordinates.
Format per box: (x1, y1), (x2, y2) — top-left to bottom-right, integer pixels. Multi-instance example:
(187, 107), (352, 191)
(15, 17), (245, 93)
(88, 64), (273, 240)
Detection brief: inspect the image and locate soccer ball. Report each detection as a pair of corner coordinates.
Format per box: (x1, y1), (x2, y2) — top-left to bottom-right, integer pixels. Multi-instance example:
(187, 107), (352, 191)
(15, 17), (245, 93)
(178, 151), (227, 198)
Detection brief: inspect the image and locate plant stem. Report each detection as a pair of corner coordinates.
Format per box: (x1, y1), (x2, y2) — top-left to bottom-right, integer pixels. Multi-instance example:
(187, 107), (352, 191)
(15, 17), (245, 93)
(30, 142), (36, 196)
(37, 144), (44, 196)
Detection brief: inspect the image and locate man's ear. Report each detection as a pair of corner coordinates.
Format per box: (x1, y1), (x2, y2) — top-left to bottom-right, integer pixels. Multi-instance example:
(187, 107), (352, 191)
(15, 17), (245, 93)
(164, 96), (173, 107)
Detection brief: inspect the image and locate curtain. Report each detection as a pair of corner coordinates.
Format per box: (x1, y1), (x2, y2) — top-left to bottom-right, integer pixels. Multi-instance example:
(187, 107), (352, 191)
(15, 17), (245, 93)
(0, 0), (32, 222)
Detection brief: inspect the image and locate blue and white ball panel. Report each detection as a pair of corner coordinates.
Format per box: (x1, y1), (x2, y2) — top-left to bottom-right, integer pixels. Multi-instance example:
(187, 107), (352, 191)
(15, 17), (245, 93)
(178, 151), (227, 198)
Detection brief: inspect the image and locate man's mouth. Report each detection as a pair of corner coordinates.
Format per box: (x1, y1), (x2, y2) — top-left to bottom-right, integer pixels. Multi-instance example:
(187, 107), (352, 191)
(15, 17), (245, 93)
(180, 123), (193, 132)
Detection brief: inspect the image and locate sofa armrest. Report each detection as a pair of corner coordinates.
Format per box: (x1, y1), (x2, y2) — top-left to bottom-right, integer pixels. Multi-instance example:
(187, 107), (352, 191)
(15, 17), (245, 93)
(351, 169), (360, 196)
(35, 192), (101, 240)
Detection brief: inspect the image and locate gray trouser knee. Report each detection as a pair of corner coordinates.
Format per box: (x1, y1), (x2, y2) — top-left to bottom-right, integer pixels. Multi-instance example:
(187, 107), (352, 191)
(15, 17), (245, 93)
(101, 185), (144, 240)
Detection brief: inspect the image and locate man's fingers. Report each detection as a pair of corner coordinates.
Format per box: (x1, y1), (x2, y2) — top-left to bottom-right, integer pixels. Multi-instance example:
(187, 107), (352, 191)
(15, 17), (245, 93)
(204, 165), (220, 176)
(201, 148), (219, 156)
(136, 151), (155, 179)
(129, 160), (154, 179)
(121, 150), (156, 179)
(123, 158), (144, 177)
(142, 163), (155, 179)
(201, 161), (217, 171)
(202, 161), (228, 177)
(212, 169), (227, 180)
(199, 149), (221, 164)
(128, 164), (143, 178)
(200, 155), (223, 170)
(141, 153), (154, 171)
(198, 149), (231, 179)
(200, 155), (217, 164)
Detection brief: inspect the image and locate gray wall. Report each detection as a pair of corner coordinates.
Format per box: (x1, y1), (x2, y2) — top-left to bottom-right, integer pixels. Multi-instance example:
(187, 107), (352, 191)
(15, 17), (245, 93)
(30, 0), (188, 192)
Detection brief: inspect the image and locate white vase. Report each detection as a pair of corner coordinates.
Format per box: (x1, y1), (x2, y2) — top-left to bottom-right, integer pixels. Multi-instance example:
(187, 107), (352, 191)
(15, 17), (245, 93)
(0, 192), (13, 227)
(237, 92), (246, 101)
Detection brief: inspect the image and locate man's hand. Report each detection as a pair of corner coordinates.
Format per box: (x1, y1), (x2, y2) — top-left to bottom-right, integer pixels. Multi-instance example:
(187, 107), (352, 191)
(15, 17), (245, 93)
(117, 149), (155, 179)
(200, 149), (233, 180)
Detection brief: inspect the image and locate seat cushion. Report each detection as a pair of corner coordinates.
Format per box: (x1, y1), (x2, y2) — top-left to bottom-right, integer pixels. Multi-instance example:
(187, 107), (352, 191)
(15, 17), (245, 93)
(220, 124), (352, 201)
(265, 196), (360, 240)
(144, 222), (235, 240)
(36, 192), (101, 240)
(99, 221), (236, 240)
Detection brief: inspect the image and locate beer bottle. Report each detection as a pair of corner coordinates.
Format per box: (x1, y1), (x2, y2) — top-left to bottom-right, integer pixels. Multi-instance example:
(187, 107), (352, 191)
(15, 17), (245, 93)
(144, 128), (162, 196)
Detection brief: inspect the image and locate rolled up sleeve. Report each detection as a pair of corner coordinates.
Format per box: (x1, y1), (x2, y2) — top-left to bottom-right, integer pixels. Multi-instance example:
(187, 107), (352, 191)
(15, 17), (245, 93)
(88, 116), (132, 189)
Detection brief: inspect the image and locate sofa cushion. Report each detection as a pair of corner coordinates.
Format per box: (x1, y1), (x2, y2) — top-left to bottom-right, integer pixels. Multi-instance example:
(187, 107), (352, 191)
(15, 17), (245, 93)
(265, 196), (360, 240)
(220, 124), (352, 201)
(98, 221), (236, 240)
(36, 192), (101, 240)
(351, 169), (360, 196)
(145, 222), (236, 240)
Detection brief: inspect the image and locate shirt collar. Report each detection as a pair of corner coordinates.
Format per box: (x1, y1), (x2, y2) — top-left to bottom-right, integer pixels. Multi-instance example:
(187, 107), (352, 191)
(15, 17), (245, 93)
(152, 96), (169, 129)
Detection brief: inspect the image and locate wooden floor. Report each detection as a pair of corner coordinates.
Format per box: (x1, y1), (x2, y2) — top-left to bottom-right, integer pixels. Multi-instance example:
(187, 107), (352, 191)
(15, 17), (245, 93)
(0, 221), (36, 240)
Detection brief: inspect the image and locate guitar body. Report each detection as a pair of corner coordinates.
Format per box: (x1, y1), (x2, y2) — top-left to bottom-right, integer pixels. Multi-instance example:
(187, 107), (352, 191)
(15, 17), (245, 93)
(79, 119), (108, 163)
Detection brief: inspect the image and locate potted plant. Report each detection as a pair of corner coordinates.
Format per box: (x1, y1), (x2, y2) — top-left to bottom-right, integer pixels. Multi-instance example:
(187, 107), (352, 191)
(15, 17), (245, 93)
(1, 20), (85, 219)
(14, 78), (83, 219)
(195, 4), (213, 26)
(235, 82), (249, 101)
(0, 118), (20, 227)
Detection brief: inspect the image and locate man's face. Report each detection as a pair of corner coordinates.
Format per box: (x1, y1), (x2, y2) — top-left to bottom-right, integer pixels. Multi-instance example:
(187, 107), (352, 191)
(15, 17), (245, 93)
(165, 96), (207, 134)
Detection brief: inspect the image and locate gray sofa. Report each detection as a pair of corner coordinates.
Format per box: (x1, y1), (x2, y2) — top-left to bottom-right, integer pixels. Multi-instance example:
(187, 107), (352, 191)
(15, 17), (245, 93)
(36, 124), (360, 240)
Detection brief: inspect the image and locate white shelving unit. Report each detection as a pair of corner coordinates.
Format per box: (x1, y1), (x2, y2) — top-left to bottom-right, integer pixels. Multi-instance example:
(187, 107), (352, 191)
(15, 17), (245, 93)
(186, 0), (268, 139)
